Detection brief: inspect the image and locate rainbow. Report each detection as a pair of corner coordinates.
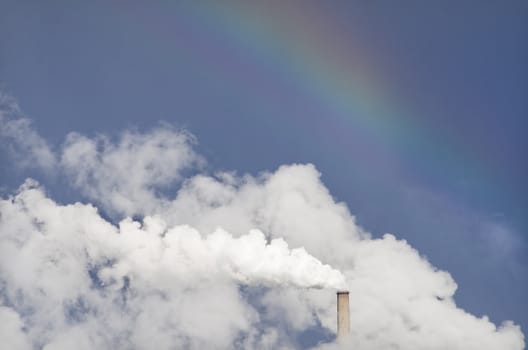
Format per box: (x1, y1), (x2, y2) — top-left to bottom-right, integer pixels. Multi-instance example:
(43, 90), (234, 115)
(126, 2), (506, 205)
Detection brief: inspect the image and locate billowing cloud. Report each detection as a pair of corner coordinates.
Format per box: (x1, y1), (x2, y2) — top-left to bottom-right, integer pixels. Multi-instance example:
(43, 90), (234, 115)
(0, 98), (524, 349)
(60, 126), (204, 217)
(0, 302), (32, 350)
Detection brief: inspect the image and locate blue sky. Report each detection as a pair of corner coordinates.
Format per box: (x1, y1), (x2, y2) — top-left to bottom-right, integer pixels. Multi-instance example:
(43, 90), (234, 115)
(1, 1), (527, 348)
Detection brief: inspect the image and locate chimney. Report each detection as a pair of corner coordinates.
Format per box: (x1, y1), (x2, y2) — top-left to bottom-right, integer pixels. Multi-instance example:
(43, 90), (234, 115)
(337, 291), (350, 339)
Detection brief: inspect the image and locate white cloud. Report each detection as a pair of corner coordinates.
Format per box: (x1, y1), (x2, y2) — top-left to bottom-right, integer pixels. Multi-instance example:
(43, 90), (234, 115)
(0, 304), (32, 350)
(0, 101), (524, 349)
(0, 181), (344, 349)
(60, 126), (204, 218)
(0, 94), (57, 172)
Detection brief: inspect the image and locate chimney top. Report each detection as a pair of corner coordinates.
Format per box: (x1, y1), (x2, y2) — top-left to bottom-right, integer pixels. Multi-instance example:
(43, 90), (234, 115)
(337, 290), (350, 338)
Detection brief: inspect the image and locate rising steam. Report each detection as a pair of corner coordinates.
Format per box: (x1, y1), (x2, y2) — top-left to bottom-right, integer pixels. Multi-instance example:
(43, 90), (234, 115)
(98, 218), (346, 290)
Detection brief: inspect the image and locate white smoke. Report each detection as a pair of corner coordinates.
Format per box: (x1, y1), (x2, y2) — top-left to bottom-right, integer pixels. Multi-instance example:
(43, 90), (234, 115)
(0, 99), (525, 349)
(98, 217), (346, 290)
(0, 185), (343, 290)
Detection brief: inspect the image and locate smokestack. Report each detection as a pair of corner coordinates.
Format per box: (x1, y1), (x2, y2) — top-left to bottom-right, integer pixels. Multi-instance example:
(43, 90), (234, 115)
(337, 291), (350, 339)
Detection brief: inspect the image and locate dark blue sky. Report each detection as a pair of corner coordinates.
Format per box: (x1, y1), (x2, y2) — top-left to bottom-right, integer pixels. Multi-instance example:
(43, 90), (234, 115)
(1, 0), (527, 333)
